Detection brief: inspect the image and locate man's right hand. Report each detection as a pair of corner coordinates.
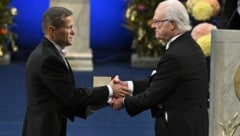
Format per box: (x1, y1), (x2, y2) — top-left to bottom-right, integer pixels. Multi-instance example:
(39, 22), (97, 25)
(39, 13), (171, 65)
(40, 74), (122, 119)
(109, 75), (130, 98)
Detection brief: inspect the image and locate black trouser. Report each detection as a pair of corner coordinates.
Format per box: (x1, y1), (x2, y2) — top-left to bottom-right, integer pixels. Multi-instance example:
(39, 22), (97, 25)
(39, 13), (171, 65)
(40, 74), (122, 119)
(155, 115), (168, 136)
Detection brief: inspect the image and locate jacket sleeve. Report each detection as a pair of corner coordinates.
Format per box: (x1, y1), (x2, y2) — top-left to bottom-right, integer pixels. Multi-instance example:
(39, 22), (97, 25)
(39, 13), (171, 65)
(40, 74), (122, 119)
(125, 56), (181, 116)
(40, 56), (109, 106)
(132, 78), (151, 95)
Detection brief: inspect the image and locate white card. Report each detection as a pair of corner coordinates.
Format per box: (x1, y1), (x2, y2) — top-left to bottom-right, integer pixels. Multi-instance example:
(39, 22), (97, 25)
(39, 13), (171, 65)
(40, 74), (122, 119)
(93, 76), (112, 87)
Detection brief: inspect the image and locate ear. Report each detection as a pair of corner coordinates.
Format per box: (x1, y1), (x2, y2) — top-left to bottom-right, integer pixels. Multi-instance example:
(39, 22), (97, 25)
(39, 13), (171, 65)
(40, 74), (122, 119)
(47, 26), (56, 37)
(169, 20), (177, 31)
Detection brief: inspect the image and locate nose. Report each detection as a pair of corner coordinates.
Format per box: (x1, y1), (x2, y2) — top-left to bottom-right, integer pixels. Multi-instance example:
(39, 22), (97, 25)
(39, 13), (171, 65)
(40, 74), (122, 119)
(151, 23), (156, 29)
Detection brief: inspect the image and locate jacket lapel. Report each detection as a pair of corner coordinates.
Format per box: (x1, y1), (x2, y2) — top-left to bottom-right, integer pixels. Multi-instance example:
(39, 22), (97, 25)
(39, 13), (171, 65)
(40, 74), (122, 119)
(42, 38), (75, 85)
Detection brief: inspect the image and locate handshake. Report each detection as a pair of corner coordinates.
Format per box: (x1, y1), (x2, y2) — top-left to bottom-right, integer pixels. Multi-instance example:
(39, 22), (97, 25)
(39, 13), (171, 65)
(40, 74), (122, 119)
(108, 75), (130, 111)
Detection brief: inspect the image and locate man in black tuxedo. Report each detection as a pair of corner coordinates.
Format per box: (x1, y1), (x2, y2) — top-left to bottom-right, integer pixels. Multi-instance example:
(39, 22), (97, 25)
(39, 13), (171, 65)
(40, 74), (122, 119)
(22, 7), (129, 136)
(110, 0), (209, 136)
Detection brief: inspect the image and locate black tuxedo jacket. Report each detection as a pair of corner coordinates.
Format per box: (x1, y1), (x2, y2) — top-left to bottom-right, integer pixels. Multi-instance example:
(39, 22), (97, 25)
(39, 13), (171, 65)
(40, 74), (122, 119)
(124, 32), (209, 136)
(22, 38), (109, 136)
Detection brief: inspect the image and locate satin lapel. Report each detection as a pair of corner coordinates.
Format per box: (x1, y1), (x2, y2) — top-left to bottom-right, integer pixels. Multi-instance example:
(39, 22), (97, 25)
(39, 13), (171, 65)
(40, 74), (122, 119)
(42, 38), (75, 85)
(65, 58), (75, 85)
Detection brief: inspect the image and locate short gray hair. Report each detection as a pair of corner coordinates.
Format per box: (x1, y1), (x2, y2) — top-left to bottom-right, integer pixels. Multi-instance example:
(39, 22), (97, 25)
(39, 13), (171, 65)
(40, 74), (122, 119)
(161, 0), (192, 32)
(42, 7), (73, 34)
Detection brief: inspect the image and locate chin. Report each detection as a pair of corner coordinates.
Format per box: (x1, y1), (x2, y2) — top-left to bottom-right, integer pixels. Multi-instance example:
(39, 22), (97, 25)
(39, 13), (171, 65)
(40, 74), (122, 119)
(64, 44), (72, 48)
(156, 34), (163, 39)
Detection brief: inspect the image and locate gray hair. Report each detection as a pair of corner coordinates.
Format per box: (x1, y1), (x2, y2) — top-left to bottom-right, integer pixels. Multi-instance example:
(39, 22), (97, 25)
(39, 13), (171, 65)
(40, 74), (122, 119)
(161, 0), (192, 32)
(42, 7), (73, 34)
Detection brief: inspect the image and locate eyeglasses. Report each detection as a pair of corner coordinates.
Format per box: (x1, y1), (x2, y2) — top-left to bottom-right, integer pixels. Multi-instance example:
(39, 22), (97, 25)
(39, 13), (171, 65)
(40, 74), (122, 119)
(152, 19), (169, 26)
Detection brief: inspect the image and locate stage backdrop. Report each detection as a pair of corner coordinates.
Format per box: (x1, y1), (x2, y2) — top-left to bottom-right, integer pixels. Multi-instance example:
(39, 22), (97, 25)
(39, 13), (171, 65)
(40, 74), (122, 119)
(10, 0), (50, 50)
(10, 0), (132, 61)
(90, 0), (133, 62)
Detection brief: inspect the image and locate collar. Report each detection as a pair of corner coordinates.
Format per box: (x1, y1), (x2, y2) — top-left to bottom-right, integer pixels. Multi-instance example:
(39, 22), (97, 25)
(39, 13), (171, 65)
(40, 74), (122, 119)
(165, 33), (183, 50)
(45, 36), (66, 57)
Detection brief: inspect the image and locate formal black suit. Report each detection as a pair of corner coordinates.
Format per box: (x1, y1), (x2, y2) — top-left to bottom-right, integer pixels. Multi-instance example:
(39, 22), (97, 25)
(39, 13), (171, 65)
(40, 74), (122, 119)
(124, 32), (209, 136)
(22, 38), (109, 136)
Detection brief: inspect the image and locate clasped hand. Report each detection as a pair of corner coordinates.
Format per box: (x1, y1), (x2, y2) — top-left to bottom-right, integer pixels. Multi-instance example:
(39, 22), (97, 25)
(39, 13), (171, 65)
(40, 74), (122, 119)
(108, 75), (129, 110)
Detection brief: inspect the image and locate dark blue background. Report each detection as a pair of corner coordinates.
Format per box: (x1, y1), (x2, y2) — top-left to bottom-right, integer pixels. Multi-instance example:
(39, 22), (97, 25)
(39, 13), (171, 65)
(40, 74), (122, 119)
(10, 0), (133, 62)
(10, 0), (50, 50)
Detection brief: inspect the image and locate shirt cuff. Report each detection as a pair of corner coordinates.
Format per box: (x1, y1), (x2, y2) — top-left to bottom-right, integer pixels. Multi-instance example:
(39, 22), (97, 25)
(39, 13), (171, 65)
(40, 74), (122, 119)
(151, 69), (156, 76)
(122, 97), (125, 105)
(107, 85), (113, 102)
(126, 81), (133, 96)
